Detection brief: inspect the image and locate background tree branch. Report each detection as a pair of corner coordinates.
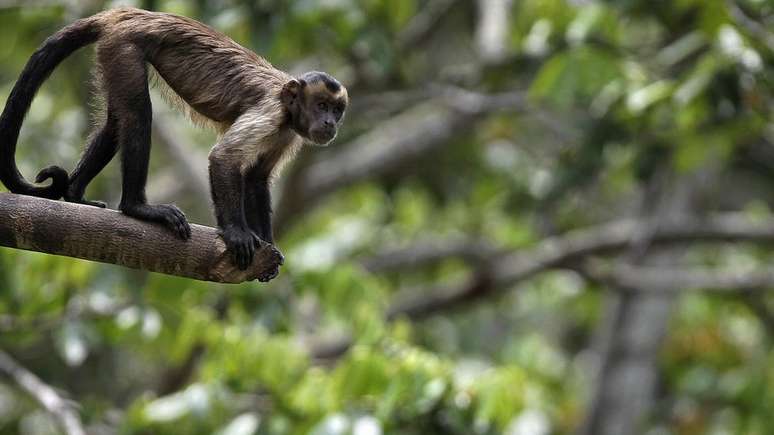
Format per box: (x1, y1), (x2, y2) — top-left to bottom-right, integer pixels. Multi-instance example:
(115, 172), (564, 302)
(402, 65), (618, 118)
(274, 90), (528, 234)
(2, 2), (771, 432)
(0, 348), (85, 435)
(151, 114), (210, 202)
(579, 260), (774, 292)
(307, 213), (774, 360)
(386, 213), (774, 319)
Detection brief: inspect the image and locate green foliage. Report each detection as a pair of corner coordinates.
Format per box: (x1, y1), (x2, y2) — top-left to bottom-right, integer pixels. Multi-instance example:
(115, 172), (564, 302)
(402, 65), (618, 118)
(530, 47), (623, 107)
(1, 0), (773, 434)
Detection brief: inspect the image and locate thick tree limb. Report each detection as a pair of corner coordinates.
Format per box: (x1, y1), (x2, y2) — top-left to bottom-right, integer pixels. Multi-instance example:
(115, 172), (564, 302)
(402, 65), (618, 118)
(0, 348), (85, 435)
(0, 192), (282, 283)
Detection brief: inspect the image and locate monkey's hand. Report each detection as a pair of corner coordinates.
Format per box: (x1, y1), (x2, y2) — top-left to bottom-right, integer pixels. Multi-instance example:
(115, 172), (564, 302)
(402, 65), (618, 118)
(220, 226), (262, 271)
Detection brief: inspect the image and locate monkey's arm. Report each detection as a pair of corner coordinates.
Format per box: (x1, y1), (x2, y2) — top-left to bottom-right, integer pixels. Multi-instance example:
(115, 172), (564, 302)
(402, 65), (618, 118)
(208, 111), (279, 271)
(244, 164), (273, 244)
(243, 166), (282, 281)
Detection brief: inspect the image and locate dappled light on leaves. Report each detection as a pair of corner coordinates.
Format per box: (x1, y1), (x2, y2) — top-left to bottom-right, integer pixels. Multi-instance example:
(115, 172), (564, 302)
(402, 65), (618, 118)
(1, 0), (773, 434)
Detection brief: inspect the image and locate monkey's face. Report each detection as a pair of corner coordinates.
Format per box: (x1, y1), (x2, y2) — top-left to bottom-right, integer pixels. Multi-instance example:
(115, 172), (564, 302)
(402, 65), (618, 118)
(281, 72), (348, 146)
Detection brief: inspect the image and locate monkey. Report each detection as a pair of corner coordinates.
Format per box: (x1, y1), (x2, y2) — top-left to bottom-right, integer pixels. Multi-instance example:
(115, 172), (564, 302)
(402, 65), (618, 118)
(0, 7), (348, 281)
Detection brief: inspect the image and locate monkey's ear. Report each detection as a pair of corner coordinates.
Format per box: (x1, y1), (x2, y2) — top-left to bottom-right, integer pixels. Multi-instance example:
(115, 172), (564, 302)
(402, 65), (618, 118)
(281, 79), (302, 107)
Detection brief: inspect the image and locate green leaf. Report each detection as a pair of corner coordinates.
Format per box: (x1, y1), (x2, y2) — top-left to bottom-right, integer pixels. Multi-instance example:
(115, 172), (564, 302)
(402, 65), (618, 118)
(530, 47), (623, 108)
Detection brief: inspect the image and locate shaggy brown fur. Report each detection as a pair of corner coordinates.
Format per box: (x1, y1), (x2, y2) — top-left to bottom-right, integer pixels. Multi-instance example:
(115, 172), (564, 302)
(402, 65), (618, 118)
(0, 7), (348, 278)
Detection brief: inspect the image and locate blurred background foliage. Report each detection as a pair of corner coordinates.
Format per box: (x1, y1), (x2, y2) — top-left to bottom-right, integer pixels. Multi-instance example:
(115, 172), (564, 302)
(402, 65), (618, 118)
(0, 0), (773, 434)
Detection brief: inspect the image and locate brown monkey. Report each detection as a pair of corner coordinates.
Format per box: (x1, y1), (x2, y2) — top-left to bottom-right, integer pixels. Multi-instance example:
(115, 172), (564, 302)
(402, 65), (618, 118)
(0, 7), (348, 281)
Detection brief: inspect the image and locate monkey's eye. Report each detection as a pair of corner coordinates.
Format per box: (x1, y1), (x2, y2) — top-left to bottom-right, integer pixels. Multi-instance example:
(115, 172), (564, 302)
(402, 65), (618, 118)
(317, 102), (328, 111)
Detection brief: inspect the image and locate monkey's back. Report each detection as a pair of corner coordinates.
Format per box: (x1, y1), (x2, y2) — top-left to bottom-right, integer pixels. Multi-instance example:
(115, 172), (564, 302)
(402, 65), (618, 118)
(97, 8), (291, 127)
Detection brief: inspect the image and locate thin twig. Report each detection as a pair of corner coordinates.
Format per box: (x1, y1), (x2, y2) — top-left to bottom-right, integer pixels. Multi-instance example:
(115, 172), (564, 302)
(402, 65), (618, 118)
(397, 0), (459, 51)
(0, 349), (86, 435)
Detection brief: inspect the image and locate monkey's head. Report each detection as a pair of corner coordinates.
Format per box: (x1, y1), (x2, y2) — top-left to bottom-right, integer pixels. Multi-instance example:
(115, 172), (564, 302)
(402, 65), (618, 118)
(281, 71), (348, 145)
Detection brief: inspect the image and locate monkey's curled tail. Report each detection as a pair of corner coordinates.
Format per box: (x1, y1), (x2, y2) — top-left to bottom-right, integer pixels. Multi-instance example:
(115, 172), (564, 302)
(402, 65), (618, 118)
(0, 16), (101, 199)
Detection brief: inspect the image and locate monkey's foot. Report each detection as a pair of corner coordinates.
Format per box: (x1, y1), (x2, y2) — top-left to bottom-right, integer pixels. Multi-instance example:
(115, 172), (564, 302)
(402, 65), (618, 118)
(64, 190), (107, 208)
(121, 203), (192, 240)
(257, 245), (284, 282)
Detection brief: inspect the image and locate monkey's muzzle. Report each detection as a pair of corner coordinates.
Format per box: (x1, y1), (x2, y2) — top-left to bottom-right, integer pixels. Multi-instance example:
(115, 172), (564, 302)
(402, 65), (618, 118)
(310, 128), (336, 145)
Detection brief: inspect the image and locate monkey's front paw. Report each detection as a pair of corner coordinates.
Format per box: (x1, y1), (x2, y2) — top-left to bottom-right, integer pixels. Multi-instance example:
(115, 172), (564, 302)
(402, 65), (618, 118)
(220, 226), (260, 271)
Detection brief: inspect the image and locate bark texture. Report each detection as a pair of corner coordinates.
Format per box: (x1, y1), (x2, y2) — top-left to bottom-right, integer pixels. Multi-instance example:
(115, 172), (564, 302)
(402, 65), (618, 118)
(0, 192), (282, 283)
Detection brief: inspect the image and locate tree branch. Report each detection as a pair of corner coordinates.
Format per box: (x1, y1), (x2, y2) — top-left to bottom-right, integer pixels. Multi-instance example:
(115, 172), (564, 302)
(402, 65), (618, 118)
(728, 0), (774, 53)
(0, 348), (85, 435)
(397, 0), (458, 51)
(151, 114), (211, 202)
(360, 237), (496, 272)
(579, 261), (774, 292)
(274, 90), (528, 233)
(386, 214), (774, 319)
(310, 214), (774, 360)
(577, 172), (696, 435)
(274, 101), (473, 229)
(476, 0), (513, 64)
(0, 192), (282, 283)
(0, 296), (130, 332)
(740, 293), (774, 337)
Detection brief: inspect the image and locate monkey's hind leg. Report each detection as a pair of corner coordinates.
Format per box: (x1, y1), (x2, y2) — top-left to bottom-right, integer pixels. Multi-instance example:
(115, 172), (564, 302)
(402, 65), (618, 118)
(105, 45), (191, 240)
(65, 119), (118, 208)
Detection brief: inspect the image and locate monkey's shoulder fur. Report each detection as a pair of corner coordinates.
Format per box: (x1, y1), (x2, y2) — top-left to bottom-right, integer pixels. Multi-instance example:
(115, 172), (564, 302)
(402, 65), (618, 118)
(0, 6), (348, 274)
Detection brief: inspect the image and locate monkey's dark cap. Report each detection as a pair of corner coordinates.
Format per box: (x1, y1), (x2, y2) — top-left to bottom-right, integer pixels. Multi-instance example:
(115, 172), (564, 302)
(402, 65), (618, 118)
(300, 71), (342, 93)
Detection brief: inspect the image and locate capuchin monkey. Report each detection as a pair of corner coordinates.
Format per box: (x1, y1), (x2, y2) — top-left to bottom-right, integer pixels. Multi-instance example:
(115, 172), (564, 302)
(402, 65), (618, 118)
(0, 8), (348, 281)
